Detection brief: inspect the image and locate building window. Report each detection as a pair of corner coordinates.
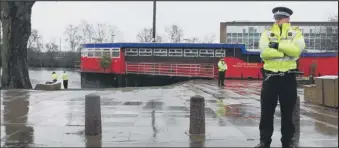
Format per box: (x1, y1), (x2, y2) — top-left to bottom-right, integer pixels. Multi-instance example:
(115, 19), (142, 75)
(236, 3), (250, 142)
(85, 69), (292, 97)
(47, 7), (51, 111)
(184, 49), (198, 57)
(226, 38), (232, 43)
(139, 48), (152, 56)
(125, 48), (138, 56)
(153, 48), (167, 56)
(215, 49), (225, 57)
(231, 38), (238, 44)
(103, 48), (111, 57)
(254, 41), (259, 49)
(81, 48), (87, 57)
(199, 49), (214, 57)
(88, 49), (94, 57)
(111, 48), (120, 58)
(95, 49), (102, 57)
(168, 48), (183, 57)
(238, 38), (243, 44)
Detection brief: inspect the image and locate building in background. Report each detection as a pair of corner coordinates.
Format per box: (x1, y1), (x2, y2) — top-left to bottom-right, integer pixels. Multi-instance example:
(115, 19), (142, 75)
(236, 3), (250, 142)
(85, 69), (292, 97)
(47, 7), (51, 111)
(220, 21), (338, 52)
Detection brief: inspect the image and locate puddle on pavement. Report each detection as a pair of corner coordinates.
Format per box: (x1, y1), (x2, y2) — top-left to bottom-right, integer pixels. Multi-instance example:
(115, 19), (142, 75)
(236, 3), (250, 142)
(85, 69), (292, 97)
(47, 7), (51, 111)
(123, 101), (143, 106)
(143, 101), (164, 110)
(224, 104), (260, 118)
(101, 100), (122, 106)
(206, 100), (217, 103)
(189, 135), (206, 147)
(85, 135), (102, 147)
(231, 96), (250, 100)
(102, 114), (139, 118)
(314, 121), (338, 136)
(166, 106), (189, 111)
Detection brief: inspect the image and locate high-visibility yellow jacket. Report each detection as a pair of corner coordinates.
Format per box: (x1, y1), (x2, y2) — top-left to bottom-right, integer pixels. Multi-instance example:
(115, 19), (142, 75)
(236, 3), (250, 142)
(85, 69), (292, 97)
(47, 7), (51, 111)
(62, 73), (68, 80)
(218, 61), (227, 71)
(259, 23), (306, 72)
(52, 74), (58, 80)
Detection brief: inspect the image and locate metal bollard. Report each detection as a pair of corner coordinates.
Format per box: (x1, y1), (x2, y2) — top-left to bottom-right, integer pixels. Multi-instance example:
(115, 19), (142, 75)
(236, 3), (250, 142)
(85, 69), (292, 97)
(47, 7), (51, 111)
(85, 94), (102, 135)
(189, 95), (205, 135)
(292, 95), (300, 144)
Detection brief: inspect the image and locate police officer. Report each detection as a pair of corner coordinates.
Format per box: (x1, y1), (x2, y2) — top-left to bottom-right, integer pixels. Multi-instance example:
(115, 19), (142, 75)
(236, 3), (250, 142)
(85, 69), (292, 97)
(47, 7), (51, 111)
(52, 72), (58, 83)
(62, 71), (69, 89)
(256, 7), (305, 148)
(217, 58), (227, 86)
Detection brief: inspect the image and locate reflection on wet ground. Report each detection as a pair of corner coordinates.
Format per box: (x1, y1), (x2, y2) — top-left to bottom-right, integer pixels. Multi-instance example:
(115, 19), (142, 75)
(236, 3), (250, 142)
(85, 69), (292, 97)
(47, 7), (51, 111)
(1, 80), (338, 147)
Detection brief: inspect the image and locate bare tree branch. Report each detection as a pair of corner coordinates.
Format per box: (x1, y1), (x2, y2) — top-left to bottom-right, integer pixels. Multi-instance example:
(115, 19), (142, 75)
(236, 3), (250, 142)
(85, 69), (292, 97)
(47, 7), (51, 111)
(79, 20), (95, 43)
(107, 24), (119, 42)
(27, 29), (43, 51)
(93, 23), (106, 43)
(64, 24), (82, 52)
(183, 37), (200, 43)
(202, 34), (216, 43)
(165, 24), (184, 43)
(328, 13), (338, 51)
(136, 28), (162, 43)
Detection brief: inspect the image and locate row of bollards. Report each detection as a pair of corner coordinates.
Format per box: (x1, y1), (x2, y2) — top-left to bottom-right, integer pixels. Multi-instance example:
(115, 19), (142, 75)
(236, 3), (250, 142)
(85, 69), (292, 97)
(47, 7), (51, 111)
(84, 94), (300, 145)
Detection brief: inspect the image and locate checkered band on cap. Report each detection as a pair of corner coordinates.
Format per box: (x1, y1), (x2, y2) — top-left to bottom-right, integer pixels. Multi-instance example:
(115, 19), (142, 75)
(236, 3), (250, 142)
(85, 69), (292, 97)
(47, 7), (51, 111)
(274, 11), (291, 17)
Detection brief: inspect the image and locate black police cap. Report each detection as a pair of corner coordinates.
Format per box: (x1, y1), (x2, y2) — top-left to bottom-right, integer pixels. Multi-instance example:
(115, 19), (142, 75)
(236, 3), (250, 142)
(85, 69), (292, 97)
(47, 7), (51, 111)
(272, 7), (293, 17)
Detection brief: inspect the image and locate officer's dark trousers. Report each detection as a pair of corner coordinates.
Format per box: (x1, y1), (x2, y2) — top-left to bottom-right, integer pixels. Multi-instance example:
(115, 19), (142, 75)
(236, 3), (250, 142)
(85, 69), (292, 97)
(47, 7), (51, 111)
(218, 71), (225, 86)
(63, 80), (68, 89)
(259, 71), (297, 146)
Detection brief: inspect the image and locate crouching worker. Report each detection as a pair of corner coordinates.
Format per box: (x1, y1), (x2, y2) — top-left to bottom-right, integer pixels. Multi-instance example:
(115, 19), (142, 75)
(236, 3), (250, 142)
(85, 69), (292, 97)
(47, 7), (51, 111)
(52, 72), (58, 83)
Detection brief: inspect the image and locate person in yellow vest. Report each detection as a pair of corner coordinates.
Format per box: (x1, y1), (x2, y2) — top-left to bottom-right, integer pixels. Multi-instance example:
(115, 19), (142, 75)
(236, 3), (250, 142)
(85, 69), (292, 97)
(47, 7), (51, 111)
(255, 7), (305, 148)
(51, 72), (58, 83)
(217, 58), (227, 86)
(62, 71), (69, 89)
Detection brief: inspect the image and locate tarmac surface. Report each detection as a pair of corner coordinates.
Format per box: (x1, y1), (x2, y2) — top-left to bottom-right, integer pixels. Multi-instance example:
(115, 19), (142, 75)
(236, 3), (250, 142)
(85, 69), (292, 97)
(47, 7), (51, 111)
(1, 80), (338, 147)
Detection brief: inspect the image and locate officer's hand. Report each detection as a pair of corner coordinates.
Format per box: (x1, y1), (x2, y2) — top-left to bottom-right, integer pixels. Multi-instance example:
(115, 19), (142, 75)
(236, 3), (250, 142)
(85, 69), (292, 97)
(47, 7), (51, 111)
(268, 42), (279, 49)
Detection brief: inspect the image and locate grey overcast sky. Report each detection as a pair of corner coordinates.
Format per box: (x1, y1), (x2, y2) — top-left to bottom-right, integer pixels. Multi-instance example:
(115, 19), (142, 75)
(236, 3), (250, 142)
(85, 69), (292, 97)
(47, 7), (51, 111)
(31, 1), (338, 46)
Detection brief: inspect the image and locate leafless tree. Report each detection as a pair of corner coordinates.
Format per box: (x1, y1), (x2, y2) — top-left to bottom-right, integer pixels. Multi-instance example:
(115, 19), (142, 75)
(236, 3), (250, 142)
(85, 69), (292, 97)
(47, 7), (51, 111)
(165, 24), (184, 43)
(44, 41), (59, 67)
(183, 37), (200, 43)
(1, 1), (36, 89)
(136, 28), (162, 43)
(64, 24), (82, 52)
(319, 13), (339, 51)
(107, 24), (119, 42)
(93, 23), (106, 43)
(79, 20), (95, 43)
(202, 34), (216, 43)
(27, 29), (43, 51)
(92, 23), (120, 43)
(328, 13), (338, 51)
(27, 29), (43, 67)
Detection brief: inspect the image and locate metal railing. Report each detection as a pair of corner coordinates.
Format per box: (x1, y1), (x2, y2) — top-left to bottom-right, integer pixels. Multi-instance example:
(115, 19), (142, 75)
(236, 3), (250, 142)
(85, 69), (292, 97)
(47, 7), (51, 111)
(125, 62), (215, 78)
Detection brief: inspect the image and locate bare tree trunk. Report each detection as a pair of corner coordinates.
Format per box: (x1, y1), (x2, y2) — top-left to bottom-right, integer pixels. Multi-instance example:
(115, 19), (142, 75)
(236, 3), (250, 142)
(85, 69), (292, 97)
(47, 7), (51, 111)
(0, 1), (35, 89)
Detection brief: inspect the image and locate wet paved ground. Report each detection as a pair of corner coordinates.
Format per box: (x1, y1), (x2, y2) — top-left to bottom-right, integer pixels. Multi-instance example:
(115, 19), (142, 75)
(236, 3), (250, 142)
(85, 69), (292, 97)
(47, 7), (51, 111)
(1, 80), (338, 147)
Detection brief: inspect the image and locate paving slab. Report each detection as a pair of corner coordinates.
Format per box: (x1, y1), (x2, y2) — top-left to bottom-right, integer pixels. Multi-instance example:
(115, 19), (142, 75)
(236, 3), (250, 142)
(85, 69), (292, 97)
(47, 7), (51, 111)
(1, 80), (338, 147)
